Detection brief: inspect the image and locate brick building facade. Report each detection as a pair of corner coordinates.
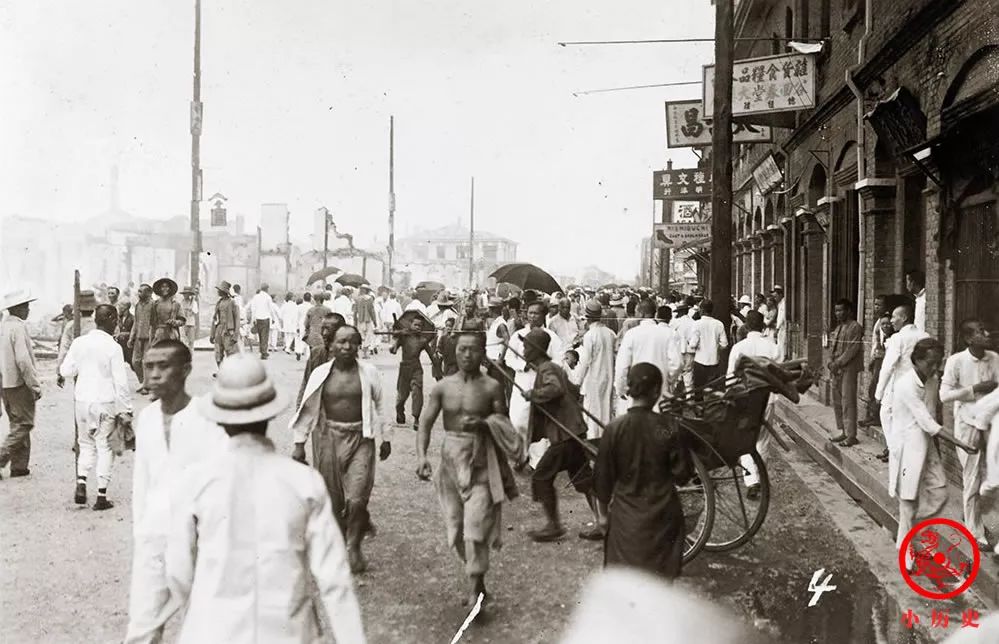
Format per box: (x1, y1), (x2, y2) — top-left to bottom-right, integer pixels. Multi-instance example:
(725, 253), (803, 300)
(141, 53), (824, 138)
(731, 0), (999, 482)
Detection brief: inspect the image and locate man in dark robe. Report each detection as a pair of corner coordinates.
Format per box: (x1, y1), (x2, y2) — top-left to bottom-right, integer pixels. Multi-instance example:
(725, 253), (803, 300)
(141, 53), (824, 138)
(594, 362), (686, 580)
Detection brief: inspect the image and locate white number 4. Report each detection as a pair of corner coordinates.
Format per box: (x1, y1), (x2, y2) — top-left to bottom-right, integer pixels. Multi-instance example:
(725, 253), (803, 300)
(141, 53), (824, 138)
(807, 569), (837, 607)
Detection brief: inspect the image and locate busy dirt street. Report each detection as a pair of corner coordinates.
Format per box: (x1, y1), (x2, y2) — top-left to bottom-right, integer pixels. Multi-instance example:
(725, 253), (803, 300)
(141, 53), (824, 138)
(1, 347), (971, 643)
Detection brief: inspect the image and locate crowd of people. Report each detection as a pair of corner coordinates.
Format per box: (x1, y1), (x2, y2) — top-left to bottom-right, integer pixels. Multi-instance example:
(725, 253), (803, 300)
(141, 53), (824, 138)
(0, 267), (996, 641)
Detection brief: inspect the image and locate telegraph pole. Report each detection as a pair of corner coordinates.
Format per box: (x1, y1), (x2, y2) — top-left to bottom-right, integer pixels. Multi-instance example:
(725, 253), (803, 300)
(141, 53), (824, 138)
(710, 0), (734, 322)
(322, 207), (330, 269)
(468, 176), (475, 289)
(388, 116), (395, 287)
(189, 0), (203, 294)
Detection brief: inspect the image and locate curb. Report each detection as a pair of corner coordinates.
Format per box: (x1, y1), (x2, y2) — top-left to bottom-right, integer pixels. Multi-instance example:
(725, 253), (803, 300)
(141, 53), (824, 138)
(773, 397), (999, 609)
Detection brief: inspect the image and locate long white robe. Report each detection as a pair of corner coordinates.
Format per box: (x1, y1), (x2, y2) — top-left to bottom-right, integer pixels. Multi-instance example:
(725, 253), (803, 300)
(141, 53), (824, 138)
(578, 322), (616, 439)
(507, 326), (562, 444)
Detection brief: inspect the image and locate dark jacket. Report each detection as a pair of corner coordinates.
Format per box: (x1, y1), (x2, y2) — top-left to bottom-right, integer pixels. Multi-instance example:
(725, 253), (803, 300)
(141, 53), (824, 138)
(527, 359), (586, 444)
(829, 319), (864, 372)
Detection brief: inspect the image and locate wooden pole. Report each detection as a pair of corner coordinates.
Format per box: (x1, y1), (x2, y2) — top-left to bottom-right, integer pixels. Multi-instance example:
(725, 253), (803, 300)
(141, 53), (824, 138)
(73, 270), (81, 338)
(323, 208), (329, 270)
(388, 116), (395, 287)
(710, 0), (734, 324)
(468, 176), (475, 289)
(189, 0), (202, 295)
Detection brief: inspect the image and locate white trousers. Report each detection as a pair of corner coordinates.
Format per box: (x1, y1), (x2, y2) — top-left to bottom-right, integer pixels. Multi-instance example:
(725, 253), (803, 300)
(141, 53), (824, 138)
(283, 331), (297, 353)
(955, 419), (987, 540)
(76, 401), (116, 489)
(897, 443), (948, 569)
(742, 402), (773, 487)
(510, 370), (534, 446)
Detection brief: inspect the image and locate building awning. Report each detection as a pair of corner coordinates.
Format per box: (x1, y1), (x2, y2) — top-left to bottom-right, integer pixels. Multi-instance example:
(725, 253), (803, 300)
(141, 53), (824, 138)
(864, 87), (927, 159)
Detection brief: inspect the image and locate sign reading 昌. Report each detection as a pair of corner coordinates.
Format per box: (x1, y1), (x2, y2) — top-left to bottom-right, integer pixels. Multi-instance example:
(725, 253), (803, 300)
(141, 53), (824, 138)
(703, 53), (816, 118)
(653, 168), (712, 200)
(653, 223), (711, 249)
(665, 100), (772, 148)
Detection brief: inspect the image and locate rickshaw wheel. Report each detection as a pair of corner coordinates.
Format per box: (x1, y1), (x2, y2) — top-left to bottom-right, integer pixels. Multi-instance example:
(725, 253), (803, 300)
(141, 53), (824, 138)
(680, 450), (714, 565)
(703, 449), (770, 552)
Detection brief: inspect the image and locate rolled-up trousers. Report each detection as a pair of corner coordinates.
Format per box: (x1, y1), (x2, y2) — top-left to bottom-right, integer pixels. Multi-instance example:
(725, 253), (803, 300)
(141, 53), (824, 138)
(0, 385), (35, 471)
(75, 401), (116, 488)
(396, 364), (424, 421)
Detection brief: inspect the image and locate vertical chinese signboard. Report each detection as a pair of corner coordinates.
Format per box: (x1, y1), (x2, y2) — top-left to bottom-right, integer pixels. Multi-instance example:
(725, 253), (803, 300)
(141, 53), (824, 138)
(653, 168), (712, 201)
(702, 53), (816, 118)
(665, 100), (772, 148)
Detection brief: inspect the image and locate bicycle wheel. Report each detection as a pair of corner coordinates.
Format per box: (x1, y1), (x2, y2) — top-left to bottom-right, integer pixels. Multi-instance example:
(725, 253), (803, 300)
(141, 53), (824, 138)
(703, 449), (770, 552)
(680, 450), (714, 564)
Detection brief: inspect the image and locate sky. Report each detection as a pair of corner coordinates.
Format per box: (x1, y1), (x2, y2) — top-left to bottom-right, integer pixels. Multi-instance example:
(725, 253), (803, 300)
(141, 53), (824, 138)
(0, 1), (713, 280)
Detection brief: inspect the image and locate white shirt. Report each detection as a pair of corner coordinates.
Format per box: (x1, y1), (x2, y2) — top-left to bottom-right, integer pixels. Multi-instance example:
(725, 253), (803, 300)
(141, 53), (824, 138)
(291, 359), (388, 442)
(727, 331), (780, 376)
(614, 319), (682, 395)
(507, 325), (563, 373)
(914, 289), (926, 332)
(332, 295), (354, 323)
(381, 298), (404, 326)
(670, 314), (696, 354)
(875, 323), (930, 406)
(688, 316), (729, 367)
(232, 294), (245, 323)
(548, 313), (581, 348)
(166, 434), (365, 644)
(940, 349), (999, 425)
(297, 301), (312, 335)
(486, 316), (509, 362)
(58, 328), (131, 413)
(405, 299), (425, 312)
(248, 291), (273, 321)
(280, 301), (299, 333)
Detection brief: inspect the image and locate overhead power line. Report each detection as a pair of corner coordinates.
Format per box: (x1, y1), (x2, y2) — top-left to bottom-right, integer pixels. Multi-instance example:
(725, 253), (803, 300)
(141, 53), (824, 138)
(572, 81), (701, 97)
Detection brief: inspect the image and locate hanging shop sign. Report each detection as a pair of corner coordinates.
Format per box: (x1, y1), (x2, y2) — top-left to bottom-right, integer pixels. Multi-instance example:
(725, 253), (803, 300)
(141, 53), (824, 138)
(653, 168), (712, 200)
(752, 153), (784, 194)
(703, 53), (816, 118)
(665, 100), (773, 148)
(653, 222), (711, 249)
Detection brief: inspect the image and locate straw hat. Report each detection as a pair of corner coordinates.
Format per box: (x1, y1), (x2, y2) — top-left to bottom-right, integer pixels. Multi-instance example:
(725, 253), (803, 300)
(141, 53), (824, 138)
(198, 354), (288, 425)
(153, 277), (179, 298)
(738, 295), (752, 305)
(584, 299), (603, 320)
(215, 280), (232, 295)
(1, 287), (37, 311)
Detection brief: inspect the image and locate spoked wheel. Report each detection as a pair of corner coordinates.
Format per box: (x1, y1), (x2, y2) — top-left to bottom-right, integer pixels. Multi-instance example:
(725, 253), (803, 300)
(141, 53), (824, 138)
(703, 449), (770, 552)
(679, 450), (714, 564)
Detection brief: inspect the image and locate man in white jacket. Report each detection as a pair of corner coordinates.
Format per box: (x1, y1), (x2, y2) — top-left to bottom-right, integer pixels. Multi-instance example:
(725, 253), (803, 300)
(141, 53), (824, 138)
(875, 303), (929, 462)
(125, 339), (227, 643)
(59, 304), (132, 510)
(614, 299), (681, 409)
(167, 354), (365, 644)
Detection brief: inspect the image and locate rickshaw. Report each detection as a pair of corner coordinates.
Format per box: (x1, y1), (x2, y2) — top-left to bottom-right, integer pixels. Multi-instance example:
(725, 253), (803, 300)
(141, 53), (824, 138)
(661, 357), (817, 563)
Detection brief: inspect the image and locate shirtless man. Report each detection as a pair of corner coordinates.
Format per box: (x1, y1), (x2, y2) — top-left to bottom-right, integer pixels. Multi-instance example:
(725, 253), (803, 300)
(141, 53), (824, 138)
(291, 325), (390, 573)
(417, 331), (521, 606)
(391, 317), (440, 430)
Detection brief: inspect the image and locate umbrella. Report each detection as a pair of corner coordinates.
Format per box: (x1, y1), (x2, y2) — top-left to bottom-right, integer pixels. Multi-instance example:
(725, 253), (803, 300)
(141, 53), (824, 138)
(489, 263), (562, 294)
(414, 280), (445, 292)
(335, 273), (369, 288)
(306, 266), (341, 285)
(412, 288), (437, 306)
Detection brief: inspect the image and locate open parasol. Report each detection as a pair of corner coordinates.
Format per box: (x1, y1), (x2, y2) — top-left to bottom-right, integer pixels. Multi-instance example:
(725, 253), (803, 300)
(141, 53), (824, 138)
(335, 273), (369, 288)
(392, 309), (436, 332)
(412, 289), (438, 306)
(306, 266), (342, 285)
(489, 263), (562, 295)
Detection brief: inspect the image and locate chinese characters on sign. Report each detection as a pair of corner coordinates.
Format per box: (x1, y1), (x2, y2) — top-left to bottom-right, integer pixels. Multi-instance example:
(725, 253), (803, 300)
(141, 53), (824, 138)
(652, 223), (711, 249)
(703, 53), (816, 118)
(752, 153), (784, 194)
(665, 100), (772, 148)
(653, 168), (712, 200)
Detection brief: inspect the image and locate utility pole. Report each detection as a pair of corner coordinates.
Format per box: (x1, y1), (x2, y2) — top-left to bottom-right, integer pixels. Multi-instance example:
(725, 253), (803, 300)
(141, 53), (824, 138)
(468, 176), (475, 289)
(322, 207), (330, 269)
(388, 116), (395, 287)
(189, 0), (203, 295)
(710, 0), (734, 323)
